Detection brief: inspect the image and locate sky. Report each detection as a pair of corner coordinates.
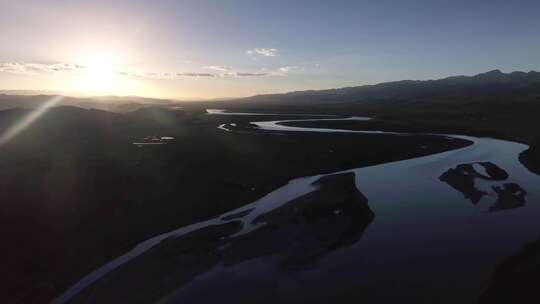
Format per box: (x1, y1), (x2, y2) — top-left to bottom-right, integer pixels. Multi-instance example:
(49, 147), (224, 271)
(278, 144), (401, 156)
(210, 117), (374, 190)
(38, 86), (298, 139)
(0, 0), (539, 99)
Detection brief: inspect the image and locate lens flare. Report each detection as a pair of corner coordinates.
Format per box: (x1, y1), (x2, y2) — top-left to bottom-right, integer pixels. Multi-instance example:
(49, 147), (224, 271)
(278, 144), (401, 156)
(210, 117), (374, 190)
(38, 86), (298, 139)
(0, 95), (64, 146)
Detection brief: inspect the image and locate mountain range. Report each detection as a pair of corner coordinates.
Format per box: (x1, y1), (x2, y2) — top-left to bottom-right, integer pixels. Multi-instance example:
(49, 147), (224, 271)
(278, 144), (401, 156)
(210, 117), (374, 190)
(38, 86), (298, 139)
(1, 70), (539, 111)
(233, 70), (540, 105)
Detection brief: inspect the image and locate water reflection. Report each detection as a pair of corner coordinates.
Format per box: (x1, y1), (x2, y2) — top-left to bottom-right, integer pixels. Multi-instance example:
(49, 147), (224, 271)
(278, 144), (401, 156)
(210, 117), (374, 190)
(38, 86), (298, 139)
(439, 162), (527, 211)
(132, 135), (175, 146)
(66, 172), (374, 303)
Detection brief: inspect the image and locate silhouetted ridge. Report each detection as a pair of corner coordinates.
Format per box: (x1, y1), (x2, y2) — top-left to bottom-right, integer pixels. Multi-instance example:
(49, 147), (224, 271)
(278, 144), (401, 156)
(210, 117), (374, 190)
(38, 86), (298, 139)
(236, 70), (540, 105)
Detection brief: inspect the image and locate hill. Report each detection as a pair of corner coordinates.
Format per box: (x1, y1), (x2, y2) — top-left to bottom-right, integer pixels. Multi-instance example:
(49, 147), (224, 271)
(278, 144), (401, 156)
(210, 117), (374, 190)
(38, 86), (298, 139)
(0, 94), (177, 113)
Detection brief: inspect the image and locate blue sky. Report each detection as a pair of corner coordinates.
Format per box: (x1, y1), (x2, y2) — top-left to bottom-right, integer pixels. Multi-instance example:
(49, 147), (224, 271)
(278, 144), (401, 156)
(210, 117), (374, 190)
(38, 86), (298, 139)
(0, 0), (539, 98)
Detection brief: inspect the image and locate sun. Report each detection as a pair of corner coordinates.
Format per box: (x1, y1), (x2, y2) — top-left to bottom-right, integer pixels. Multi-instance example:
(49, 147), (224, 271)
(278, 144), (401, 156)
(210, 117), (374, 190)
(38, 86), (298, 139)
(80, 53), (118, 92)
(65, 49), (150, 96)
(85, 56), (116, 82)
(69, 52), (128, 95)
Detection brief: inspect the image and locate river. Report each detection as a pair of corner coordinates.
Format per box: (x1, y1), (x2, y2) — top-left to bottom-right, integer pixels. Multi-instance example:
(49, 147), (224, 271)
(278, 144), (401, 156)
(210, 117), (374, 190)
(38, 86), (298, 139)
(53, 110), (540, 303)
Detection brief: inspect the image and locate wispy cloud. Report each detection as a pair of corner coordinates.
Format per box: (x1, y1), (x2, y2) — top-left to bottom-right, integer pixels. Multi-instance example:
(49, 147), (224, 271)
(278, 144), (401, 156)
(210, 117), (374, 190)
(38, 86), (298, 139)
(266, 66), (302, 76)
(0, 62), (295, 79)
(177, 72), (215, 77)
(219, 72), (269, 77)
(235, 72), (267, 77)
(247, 48), (279, 57)
(202, 65), (232, 72)
(121, 69), (267, 79)
(0, 62), (84, 75)
(118, 71), (216, 79)
(201, 65), (269, 77)
(278, 66), (300, 73)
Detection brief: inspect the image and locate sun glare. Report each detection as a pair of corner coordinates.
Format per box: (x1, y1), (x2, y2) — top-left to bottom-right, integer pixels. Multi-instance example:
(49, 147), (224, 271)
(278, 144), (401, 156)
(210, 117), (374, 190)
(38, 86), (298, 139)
(69, 52), (130, 95)
(85, 56), (116, 81)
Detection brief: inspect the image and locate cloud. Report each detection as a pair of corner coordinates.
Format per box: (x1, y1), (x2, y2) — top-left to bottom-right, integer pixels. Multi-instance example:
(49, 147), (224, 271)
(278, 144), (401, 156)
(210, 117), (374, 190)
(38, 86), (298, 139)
(118, 71), (215, 79)
(219, 72), (268, 77)
(247, 48), (279, 57)
(177, 72), (215, 77)
(116, 72), (173, 80)
(235, 72), (268, 77)
(266, 66), (302, 76)
(121, 70), (267, 79)
(202, 65), (269, 77)
(0, 62), (84, 75)
(202, 65), (232, 72)
(1, 62), (291, 79)
(278, 66), (298, 73)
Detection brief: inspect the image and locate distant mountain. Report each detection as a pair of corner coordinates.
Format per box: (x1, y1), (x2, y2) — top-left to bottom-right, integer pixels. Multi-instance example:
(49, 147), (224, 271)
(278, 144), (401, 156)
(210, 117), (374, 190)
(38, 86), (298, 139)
(235, 70), (540, 105)
(0, 89), (66, 96)
(0, 94), (177, 112)
(2, 70), (539, 112)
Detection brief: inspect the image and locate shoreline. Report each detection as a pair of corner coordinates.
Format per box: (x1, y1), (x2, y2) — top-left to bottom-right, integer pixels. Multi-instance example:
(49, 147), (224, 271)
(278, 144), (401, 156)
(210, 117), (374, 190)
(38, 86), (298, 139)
(276, 118), (540, 175)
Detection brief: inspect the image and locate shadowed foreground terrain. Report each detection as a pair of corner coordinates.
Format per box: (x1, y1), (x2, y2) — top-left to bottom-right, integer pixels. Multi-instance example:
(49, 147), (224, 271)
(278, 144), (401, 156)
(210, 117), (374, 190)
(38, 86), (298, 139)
(0, 106), (469, 303)
(479, 237), (540, 304)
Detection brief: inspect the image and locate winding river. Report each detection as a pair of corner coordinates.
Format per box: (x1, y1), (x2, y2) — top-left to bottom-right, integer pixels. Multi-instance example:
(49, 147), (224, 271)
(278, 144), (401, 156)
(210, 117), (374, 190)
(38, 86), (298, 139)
(53, 111), (540, 303)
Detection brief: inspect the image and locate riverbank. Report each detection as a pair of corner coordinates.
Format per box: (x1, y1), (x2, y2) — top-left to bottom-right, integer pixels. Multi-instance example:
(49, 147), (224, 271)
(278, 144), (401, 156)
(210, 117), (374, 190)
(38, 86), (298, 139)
(519, 140), (540, 175)
(275, 118), (540, 176)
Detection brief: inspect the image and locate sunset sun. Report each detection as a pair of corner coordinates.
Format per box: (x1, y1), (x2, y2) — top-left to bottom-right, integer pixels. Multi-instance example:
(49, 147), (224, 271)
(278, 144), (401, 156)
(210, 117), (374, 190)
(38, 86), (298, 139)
(70, 52), (127, 95)
(84, 56), (116, 81)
